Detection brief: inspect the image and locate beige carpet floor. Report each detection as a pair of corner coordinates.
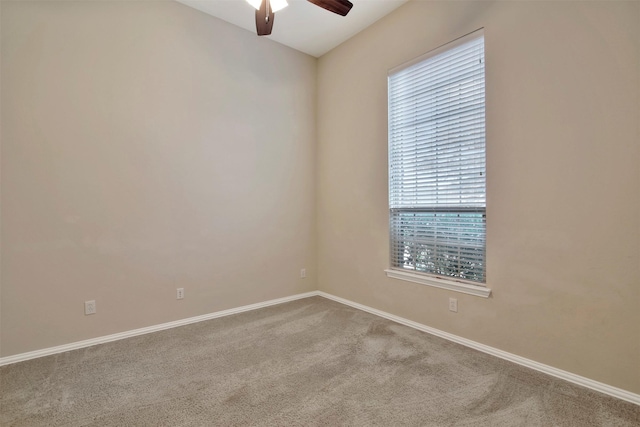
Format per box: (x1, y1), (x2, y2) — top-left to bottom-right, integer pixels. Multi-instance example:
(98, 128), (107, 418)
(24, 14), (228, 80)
(1, 296), (638, 426)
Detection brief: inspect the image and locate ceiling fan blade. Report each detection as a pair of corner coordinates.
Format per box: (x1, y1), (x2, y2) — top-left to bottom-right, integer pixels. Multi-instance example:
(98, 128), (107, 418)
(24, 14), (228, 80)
(255, 0), (275, 36)
(307, 0), (353, 16)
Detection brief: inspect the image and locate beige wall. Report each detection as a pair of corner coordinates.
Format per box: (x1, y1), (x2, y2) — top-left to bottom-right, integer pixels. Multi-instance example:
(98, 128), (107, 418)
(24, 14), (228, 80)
(1, 1), (317, 356)
(317, 0), (640, 393)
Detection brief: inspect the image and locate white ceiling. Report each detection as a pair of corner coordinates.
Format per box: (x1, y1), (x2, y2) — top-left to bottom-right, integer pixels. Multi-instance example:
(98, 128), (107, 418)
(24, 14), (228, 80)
(176, 0), (409, 57)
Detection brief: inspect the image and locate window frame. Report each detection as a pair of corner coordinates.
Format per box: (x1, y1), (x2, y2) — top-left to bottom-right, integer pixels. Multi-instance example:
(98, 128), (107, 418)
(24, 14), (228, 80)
(385, 29), (491, 298)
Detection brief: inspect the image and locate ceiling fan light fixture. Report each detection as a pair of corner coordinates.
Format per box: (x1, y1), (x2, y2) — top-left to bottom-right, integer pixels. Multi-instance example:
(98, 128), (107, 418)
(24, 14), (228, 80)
(269, 0), (288, 13)
(246, 0), (288, 13)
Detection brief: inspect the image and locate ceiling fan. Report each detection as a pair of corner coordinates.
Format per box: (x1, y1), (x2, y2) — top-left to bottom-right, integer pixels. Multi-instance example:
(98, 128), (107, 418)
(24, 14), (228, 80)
(246, 0), (353, 36)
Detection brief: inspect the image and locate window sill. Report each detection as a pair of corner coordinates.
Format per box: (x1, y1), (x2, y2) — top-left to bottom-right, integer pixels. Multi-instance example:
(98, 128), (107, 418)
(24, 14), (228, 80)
(384, 269), (491, 298)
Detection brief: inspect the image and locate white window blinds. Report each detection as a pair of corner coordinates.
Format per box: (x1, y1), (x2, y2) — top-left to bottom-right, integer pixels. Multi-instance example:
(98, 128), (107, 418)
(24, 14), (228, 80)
(388, 30), (486, 284)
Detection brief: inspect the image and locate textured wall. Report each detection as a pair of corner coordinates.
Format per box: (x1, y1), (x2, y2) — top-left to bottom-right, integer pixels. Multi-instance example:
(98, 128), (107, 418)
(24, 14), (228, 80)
(317, 1), (640, 393)
(1, 0), (317, 356)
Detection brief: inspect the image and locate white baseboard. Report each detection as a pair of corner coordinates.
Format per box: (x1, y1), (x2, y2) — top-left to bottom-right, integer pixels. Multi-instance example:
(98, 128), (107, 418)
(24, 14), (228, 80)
(0, 291), (319, 367)
(2, 289), (637, 406)
(316, 291), (640, 406)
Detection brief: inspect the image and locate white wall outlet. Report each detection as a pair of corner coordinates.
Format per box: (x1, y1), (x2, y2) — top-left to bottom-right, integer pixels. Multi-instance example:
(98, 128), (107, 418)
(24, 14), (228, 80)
(85, 300), (96, 315)
(177, 288), (184, 300)
(300, 268), (306, 278)
(449, 297), (458, 313)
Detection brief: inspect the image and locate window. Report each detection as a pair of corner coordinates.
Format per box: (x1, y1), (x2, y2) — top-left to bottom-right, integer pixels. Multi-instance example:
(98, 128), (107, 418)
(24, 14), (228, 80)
(386, 30), (489, 297)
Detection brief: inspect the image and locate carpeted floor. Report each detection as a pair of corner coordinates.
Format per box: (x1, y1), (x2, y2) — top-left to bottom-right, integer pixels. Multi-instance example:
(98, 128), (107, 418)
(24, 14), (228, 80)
(1, 296), (638, 426)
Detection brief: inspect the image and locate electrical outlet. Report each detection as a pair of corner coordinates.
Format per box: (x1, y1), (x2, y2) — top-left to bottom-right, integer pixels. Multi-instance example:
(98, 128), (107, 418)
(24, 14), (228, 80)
(449, 298), (458, 313)
(85, 300), (96, 315)
(300, 268), (306, 278)
(177, 288), (184, 300)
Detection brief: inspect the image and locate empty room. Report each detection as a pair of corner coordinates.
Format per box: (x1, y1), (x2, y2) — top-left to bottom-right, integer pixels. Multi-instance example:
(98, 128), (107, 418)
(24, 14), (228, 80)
(1, 0), (638, 425)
